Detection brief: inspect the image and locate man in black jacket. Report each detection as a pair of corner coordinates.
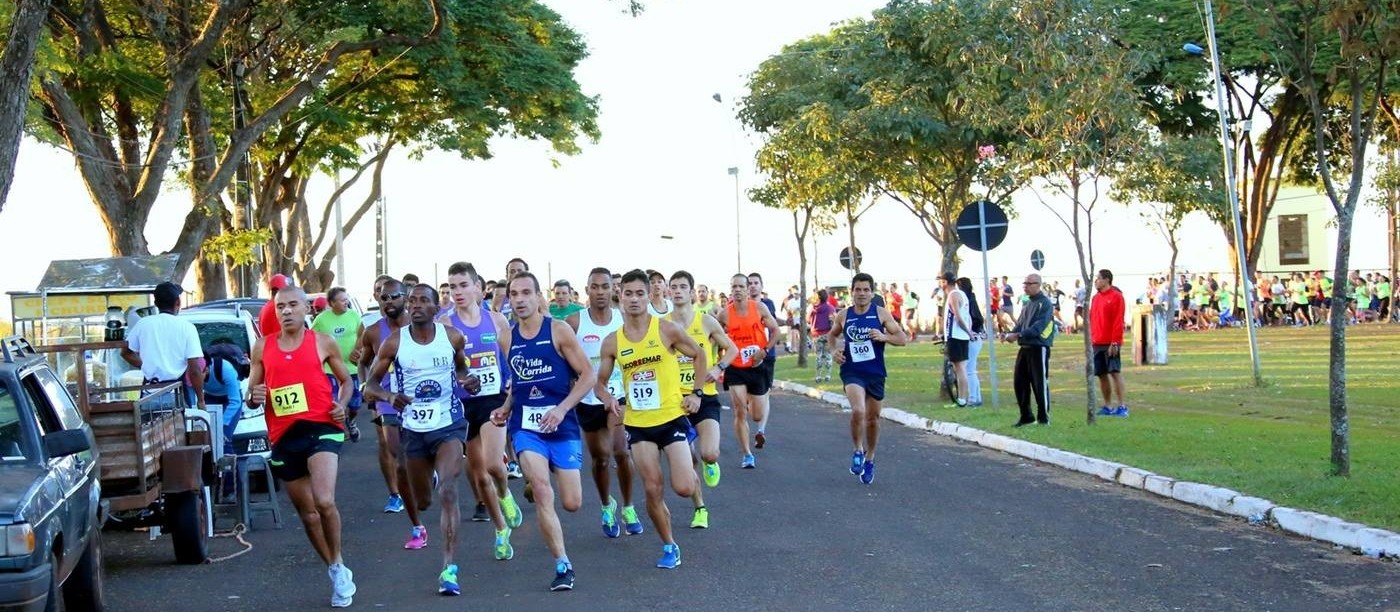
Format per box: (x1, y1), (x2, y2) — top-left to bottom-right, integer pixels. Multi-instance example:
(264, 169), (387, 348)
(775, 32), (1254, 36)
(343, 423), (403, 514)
(999, 274), (1056, 426)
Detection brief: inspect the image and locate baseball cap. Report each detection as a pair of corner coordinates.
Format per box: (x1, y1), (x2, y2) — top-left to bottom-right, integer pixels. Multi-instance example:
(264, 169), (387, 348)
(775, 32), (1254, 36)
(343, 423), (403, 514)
(313, 295), (328, 310)
(269, 273), (291, 290)
(153, 281), (183, 305)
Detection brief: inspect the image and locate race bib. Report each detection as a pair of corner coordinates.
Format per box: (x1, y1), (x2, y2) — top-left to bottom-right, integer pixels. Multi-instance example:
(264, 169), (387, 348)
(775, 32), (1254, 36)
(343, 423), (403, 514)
(270, 383), (309, 417)
(850, 340), (875, 363)
(522, 404), (553, 432)
(630, 379), (661, 410)
(680, 369), (695, 386)
(403, 401), (452, 432)
(740, 345), (761, 362)
(607, 376), (625, 400)
(469, 352), (502, 396)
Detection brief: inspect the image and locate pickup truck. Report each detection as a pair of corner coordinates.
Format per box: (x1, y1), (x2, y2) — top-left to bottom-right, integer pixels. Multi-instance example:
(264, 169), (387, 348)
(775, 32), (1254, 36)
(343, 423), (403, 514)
(0, 338), (105, 611)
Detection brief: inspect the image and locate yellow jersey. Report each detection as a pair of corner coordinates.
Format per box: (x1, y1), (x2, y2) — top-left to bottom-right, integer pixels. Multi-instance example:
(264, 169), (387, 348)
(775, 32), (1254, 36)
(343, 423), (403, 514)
(617, 315), (685, 428)
(674, 310), (717, 396)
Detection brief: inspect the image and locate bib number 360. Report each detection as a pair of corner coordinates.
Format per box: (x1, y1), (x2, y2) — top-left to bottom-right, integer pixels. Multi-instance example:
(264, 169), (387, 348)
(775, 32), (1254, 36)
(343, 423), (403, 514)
(850, 340), (875, 363)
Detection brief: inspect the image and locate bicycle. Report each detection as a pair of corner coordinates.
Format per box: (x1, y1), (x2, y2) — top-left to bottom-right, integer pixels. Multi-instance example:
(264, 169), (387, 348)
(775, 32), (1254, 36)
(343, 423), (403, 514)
(930, 338), (957, 402)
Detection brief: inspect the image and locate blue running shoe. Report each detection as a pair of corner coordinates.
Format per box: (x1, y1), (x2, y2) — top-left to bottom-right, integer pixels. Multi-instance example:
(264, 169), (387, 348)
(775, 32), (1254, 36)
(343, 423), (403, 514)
(438, 564), (460, 596)
(740, 454), (756, 469)
(1112, 405), (1130, 417)
(850, 450), (865, 475)
(1096, 406), (1114, 416)
(601, 497), (621, 539)
(551, 562), (575, 591)
(622, 505), (644, 535)
(860, 460), (875, 485)
(384, 493), (405, 513)
(657, 543), (681, 569)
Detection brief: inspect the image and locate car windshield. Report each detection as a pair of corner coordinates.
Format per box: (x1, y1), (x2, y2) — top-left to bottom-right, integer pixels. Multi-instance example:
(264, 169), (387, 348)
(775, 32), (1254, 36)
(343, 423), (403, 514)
(194, 321), (252, 355)
(0, 381), (28, 461)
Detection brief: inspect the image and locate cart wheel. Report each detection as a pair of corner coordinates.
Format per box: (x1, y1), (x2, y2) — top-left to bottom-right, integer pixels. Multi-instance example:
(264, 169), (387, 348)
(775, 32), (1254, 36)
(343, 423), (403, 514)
(165, 490), (207, 564)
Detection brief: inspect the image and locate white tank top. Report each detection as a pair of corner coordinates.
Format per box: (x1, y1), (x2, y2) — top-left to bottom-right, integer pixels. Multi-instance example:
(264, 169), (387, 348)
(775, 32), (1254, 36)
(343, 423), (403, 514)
(576, 308), (625, 404)
(944, 288), (971, 341)
(392, 323), (460, 432)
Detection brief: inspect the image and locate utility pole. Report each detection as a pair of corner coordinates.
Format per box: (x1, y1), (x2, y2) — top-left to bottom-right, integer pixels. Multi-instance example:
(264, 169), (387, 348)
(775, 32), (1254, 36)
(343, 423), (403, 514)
(233, 58), (256, 297)
(333, 171), (345, 285)
(375, 195), (388, 277)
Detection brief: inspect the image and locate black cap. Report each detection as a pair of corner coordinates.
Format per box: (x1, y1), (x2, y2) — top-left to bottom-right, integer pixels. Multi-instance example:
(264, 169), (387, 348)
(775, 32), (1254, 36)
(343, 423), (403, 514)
(153, 282), (183, 308)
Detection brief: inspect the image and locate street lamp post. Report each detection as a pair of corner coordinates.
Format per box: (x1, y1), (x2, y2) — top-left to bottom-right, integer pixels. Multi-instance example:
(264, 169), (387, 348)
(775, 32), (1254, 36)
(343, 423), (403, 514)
(714, 93), (743, 273)
(1185, 0), (1264, 386)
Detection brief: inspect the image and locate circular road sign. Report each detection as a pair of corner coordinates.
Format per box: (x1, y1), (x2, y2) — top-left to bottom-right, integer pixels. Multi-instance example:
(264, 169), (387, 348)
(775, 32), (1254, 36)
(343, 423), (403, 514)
(839, 246), (863, 270)
(955, 200), (1009, 252)
(1031, 249), (1046, 271)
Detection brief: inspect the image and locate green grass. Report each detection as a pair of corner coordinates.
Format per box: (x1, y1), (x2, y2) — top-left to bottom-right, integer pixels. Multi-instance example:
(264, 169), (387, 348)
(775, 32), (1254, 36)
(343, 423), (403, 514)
(777, 325), (1400, 531)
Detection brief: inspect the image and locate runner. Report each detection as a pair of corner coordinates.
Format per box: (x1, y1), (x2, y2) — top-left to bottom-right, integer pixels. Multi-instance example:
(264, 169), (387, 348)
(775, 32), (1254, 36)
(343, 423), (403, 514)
(596, 269), (709, 567)
(646, 269), (672, 316)
(667, 270), (735, 529)
(246, 286), (357, 607)
(502, 258), (532, 480)
(565, 267), (643, 539)
(830, 273), (909, 484)
(715, 274), (781, 468)
(489, 272), (596, 591)
(311, 287), (364, 443)
(364, 284), (481, 596)
(746, 272), (780, 449)
(439, 262), (522, 561)
(356, 280), (416, 524)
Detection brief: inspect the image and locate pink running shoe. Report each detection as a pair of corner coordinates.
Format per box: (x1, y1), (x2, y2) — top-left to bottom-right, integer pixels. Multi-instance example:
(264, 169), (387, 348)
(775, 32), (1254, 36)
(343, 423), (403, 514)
(404, 526), (428, 550)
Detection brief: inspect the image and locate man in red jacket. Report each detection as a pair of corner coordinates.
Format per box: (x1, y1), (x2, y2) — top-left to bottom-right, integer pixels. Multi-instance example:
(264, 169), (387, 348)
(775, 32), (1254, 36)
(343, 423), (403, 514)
(259, 273), (292, 337)
(1090, 269), (1128, 417)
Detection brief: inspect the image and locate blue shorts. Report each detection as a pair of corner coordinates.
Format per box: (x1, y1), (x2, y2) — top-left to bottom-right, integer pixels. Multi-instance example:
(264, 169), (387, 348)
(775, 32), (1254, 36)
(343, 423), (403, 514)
(511, 430), (583, 471)
(840, 372), (886, 401)
(325, 373), (363, 410)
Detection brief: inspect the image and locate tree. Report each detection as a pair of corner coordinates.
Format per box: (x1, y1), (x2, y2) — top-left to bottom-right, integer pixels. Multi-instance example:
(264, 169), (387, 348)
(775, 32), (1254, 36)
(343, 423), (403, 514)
(1250, 0), (1399, 476)
(0, 0), (51, 213)
(967, 0), (1148, 425)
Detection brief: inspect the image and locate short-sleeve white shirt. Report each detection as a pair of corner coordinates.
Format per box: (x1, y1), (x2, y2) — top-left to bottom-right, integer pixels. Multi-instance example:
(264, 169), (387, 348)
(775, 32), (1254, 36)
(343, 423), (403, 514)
(126, 313), (202, 381)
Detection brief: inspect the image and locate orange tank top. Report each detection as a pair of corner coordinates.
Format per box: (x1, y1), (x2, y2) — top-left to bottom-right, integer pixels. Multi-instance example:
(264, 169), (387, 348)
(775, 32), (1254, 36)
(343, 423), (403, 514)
(261, 330), (339, 445)
(726, 299), (766, 368)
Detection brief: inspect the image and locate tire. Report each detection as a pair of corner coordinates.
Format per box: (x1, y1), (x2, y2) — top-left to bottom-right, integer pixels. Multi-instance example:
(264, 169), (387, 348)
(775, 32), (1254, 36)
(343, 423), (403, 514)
(63, 529), (106, 611)
(44, 552), (64, 612)
(165, 490), (208, 565)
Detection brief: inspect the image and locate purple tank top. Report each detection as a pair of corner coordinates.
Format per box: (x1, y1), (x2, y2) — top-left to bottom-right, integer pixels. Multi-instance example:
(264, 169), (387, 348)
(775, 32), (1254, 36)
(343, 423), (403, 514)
(373, 317), (397, 415)
(447, 309), (509, 400)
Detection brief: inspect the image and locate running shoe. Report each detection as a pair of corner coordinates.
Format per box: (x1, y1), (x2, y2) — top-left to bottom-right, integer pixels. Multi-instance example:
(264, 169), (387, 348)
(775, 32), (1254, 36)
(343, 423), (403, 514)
(657, 543), (682, 569)
(507, 460), (523, 480)
(1095, 406), (1114, 416)
(501, 492), (523, 529)
(702, 461), (721, 488)
(860, 460), (875, 485)
(690, 507), (709, 529)
(471, 502), (490, 522)
(850, 450), (865, 475)
(622, 505), (644, 535)
(494, 528), (514, 561)
(384, 493), (405, 513)
(329, 563), (356, 608)
(601, 497), (621, 539)
(755, 431), (766, 449)
(551, 562), (575, 591)
(347, 419), (361, 443)
(404, 525), (428, 550)
(1112, 405), (1130, 418)
(438, 564), (460, 596)
(740, 454), (756, 469)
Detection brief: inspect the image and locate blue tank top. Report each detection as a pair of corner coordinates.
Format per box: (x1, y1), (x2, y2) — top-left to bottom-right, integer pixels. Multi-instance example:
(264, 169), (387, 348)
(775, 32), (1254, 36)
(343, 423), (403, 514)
(507, 318), (580, 439)
(840, 305), (886, 378)
(446, 310), (509, 401)
(373, 318), (399, 412)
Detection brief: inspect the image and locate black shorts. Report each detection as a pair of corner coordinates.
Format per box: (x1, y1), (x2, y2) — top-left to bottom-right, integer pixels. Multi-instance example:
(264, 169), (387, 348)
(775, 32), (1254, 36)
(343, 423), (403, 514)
(724, 365), (770, 396)
(1092, 345), (1122, 376)
(761, 359), (776, 387)
(270, 420), (345, 482)
(462, 395), (502, 441)
(625, 416), (694, 449)
(687, 393), (722, 427)
(401, 420), (468, 460)
(577, 403), (610, 433)
(840, 373), (886, 401)
(372, 412), (402, 428)
(946, 338), (970, 362)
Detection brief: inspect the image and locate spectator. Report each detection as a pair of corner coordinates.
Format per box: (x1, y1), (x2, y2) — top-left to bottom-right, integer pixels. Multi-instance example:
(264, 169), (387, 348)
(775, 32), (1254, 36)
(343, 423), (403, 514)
(957, 277), (985, 407)
(121, 281), (206, 410)
(940, 273), (971, 408)
(999, 274), (1055, 426)
(203, 339), (245, 455)
(784, 286), (803, 353)
(903, 283), (920, 339)
(1089, 269), (1128, 418)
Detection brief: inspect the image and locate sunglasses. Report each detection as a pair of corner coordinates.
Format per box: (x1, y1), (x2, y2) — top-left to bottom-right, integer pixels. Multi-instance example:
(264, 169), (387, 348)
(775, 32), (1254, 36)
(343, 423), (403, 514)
(379, 292), (405, 301)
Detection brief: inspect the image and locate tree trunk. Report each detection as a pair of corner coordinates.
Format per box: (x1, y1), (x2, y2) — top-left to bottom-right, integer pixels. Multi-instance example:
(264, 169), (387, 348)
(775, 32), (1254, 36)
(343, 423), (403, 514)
(195, 258), (227, 302)
(938, 238), (959, 279)
(1328, 206), (1353, 476)
(0, 0), (51, 213)
(846, 207), (859, 274)
(1167, 241), (1179, 323)
(793, 209), (810, 369)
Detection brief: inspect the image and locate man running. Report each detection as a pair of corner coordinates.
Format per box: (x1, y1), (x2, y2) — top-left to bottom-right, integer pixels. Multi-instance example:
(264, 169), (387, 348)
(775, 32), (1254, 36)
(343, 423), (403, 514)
(440, 262), (522, 561)
(246, 286), (357, 607)
(667, 270), (735, 529)
(746, 272), (779, 448)
(365, 284), (481, 595)
(831, 273), (909, 484)
(646, 269), (673, 316)
(566, 267), (643, 539)
(597, 269), (708, 568)
(312, 287), (364, 442)
(715, 273), (781, 468)
(356, 280), (416, 522)
(490, 272), (596, 591)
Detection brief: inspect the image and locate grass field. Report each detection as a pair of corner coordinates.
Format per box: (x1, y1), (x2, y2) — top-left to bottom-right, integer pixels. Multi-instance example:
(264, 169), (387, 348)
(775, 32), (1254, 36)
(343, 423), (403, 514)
(775, 324), (1400, 532)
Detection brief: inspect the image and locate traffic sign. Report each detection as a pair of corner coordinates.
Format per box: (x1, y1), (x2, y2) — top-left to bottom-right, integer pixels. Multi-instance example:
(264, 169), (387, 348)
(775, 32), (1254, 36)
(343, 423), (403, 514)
(955, 200), (1008, 252)
(1031, 249), (1045, 271)
(839, 246), (863, 270)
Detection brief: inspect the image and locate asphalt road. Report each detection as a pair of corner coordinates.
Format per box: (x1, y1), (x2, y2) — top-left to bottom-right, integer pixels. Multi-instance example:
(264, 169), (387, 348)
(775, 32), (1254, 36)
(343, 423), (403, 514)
(105, 392), (1399, 611)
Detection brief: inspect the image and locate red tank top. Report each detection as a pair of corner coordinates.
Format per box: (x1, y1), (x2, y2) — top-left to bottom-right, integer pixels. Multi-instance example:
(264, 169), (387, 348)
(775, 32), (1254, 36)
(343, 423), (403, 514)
(261, 330), (339, 445)
(726, 299), (767, 368)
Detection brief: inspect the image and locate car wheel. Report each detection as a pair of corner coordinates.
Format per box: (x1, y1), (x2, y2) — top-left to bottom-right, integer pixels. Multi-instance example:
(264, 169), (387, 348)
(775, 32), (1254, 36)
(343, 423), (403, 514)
(63, 529), (106, 611)
(166, 490), (208, 565)
(44, 552), (64, 612)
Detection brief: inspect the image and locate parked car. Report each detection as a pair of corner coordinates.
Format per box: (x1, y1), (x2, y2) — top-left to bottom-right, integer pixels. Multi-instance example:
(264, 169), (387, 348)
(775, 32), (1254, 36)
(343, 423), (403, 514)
(176, 306), (270, 457)
(0, 338), (105, 611)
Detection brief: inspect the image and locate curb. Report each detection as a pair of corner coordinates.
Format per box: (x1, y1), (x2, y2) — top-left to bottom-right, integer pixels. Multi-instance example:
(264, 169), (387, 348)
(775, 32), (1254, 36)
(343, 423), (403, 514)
(773, 378), (1400, 560)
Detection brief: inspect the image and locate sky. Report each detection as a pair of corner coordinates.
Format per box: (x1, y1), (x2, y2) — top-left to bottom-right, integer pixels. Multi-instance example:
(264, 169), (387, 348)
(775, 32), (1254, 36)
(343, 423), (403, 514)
(1, 0), (1393, 318)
